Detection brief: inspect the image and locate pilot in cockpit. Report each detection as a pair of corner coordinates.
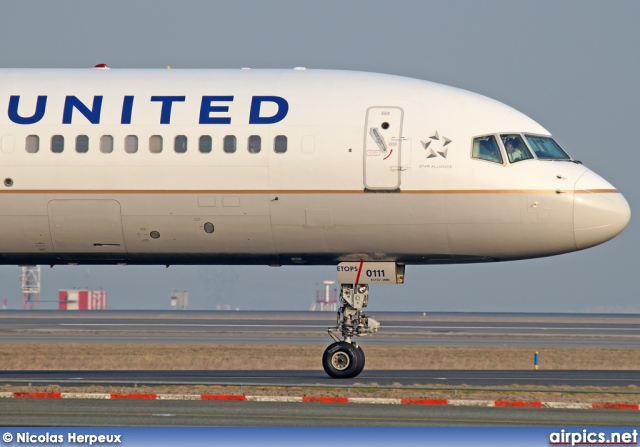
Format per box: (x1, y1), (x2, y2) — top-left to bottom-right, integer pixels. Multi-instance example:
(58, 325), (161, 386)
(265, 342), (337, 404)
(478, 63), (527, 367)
(505, 138), (526, 163)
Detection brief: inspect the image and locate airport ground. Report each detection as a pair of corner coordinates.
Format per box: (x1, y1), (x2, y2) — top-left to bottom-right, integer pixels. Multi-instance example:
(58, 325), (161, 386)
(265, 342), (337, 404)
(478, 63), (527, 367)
(2, 310), (640, 370)
(3, 399), (640, 427)
(1, 311), (640, 425)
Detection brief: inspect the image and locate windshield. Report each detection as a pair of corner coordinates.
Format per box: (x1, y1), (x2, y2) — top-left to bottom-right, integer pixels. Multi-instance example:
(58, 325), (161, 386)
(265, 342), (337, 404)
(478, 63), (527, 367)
(501, 134), (533, 163)
(472, 135), (503, 164)
(525, 135), (570, 160)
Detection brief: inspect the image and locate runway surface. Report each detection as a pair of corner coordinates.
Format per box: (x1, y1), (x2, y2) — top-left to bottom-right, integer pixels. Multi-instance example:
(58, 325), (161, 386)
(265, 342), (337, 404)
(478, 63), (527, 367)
(2, 369), (640, 388)
(2, 311), (640, 426)
(2, 310), (640, 348)
(2, 311), (639, 388)
(2, 399), (639, 426)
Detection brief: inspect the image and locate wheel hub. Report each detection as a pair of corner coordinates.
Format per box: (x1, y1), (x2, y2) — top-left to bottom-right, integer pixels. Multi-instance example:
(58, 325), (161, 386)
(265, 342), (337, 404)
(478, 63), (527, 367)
(331, 352), (350, 370)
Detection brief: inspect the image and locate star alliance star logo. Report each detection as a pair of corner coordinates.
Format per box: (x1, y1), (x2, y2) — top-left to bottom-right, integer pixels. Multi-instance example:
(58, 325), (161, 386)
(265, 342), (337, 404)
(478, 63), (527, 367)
(420, 131), (452, 159)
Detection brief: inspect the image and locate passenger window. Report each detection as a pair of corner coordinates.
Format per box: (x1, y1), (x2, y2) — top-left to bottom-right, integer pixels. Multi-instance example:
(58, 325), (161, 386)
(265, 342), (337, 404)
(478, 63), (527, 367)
(76, 135), (89, 153)
(274, 135), (287, 153)
(471, 135), (502, 164)
(26, 135), (39, 153)
(100, 135), (114, 153)
(223, 135), (236, 153)
(125, 135), (138, 153)
(175, 135), (187, 153)
(199, 136), (212, 153)
(51, 135), (64, 153)
(501, 134), (533, 163)
(248, 135), (261, 153)
(149, 135), (163, 153)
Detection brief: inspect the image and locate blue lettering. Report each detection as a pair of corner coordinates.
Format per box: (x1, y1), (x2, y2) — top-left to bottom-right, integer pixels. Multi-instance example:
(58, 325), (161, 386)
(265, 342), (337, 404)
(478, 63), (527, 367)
(63, 96), (103, 124)
(8, 95), (47, 125)
(199, 96), (233, 124)
(121, 96), (134, 124)
(151, 96), (185, 124)
(249, 96), (289, 124)
(7, 94), (289, 125)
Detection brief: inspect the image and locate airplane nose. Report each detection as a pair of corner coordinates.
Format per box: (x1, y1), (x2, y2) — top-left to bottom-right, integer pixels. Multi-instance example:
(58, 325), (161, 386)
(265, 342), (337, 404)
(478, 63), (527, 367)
(574, 171), (631, 250)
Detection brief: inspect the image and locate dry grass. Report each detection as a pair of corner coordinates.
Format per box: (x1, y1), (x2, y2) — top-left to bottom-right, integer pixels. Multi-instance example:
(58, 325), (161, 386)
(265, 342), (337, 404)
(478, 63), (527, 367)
(1, 344), (640, 370)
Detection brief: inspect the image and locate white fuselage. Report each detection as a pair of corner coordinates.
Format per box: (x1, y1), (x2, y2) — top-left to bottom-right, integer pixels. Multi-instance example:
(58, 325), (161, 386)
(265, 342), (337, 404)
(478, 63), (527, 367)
(0, 68), (630, 265)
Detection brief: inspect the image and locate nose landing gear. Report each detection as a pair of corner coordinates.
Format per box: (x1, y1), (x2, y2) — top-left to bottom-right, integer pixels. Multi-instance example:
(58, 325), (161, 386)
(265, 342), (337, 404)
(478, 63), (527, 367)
(323, 283), (379, 379)
(322, 262), (404, 379)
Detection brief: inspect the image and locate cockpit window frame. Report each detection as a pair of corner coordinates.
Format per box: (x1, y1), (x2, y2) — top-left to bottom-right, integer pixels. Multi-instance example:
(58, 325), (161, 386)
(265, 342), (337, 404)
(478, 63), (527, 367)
(470, 132), (573, 166)
(523, 133), (572, 161)
(470, 134), (505, 166)
(499, 133), (534, 164)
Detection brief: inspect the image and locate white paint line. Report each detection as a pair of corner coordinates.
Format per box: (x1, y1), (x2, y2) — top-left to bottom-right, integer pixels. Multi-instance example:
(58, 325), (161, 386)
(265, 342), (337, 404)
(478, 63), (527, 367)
(57, 323), (640, 332)
(2, 390), (635, 412)
(157, 394), (201, 400)
(59, 323), (327, 328)
(348, 397), (401, 404)
(542, 402), (594, 410)
(61, 393), (111, 399)
(384, 325), (640, 332)
(448, 399), (495, 407)
(245, 395), (303, 402)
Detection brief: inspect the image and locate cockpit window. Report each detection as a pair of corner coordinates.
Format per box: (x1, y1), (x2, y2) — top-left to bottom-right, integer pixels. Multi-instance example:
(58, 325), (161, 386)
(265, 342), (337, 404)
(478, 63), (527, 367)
(472, 135), (503, 164)
(501, 134), (533, 163)
(525, 135), (570, 160)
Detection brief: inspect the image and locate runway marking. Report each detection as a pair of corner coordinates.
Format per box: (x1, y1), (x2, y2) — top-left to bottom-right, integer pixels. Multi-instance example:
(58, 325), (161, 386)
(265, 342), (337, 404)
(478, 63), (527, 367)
(5, 373), (640, 386)
(495, 400), (542, 408)
(544, 402), (592, 410)
(402, 398), (448, 405)
(1, 392), (638, 412)
(202, 394), (245, 401)
(158, 394), (201, 401)
(62, 393), (110, 399)
(14, 392), (61, 399)
(449, 400), (495, 407)
(59, 323), (329, 328)
(302, 396), (348, 403)
(248, 396), (303, 403)
(349, 398), (400, 405)
(111, 393), (157, 400)
(381, 326), (640, 332)
(56, 323), (640, 332)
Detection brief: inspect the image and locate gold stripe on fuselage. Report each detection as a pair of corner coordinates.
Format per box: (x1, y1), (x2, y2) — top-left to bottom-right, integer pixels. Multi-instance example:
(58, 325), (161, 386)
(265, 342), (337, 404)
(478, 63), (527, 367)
(0, 189), (619, 195)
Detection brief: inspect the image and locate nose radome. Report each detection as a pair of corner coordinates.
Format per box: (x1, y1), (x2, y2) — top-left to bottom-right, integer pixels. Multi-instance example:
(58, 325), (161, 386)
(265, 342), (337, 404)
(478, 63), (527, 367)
(574, 170), (631, 250)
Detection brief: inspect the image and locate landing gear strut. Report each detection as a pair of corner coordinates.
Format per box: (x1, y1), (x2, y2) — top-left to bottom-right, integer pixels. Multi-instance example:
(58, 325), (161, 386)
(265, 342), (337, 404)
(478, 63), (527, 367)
(322, 262), (404, 379)
(323, 284), (379, 379)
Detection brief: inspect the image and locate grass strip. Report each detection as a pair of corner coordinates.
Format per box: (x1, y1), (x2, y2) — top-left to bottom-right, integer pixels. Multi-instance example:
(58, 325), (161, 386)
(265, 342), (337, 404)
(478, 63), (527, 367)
(1, 344), (640, 370)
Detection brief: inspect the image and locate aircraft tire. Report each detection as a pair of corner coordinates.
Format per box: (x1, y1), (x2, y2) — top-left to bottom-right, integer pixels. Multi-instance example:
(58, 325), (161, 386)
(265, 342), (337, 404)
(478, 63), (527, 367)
(322, 341), (361, 379)
(354, 345), (366, 376)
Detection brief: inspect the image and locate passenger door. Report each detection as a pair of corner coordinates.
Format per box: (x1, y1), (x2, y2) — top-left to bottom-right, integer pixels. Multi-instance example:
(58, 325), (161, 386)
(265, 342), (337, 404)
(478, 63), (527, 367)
(363, 107), (403, 191)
